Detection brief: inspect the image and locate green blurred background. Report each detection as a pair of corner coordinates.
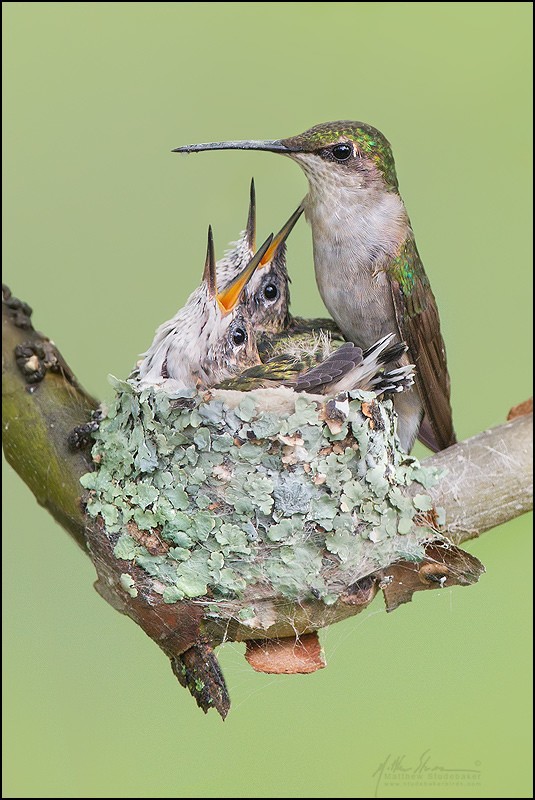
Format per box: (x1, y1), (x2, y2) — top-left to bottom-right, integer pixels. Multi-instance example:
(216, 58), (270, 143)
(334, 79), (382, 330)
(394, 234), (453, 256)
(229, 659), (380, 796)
(3, 3), (532, 797)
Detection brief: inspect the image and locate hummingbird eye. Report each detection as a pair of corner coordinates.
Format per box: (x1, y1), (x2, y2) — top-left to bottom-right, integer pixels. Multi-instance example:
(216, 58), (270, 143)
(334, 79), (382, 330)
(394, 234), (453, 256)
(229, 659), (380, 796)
(332, 143), (352, 161)
(263, 283), (278, 301)
(232, 327), (247, 346)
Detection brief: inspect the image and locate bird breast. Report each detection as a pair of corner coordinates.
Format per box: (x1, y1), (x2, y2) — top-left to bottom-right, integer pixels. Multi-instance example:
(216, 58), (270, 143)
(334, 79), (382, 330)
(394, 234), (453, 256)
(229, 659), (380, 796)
(304, 185), (408, 348)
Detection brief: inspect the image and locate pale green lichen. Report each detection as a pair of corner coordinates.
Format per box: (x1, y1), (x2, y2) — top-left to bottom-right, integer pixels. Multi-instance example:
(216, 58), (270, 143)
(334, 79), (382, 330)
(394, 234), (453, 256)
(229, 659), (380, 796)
(81, 379), (445, 609)
(119, 573), (138, 598)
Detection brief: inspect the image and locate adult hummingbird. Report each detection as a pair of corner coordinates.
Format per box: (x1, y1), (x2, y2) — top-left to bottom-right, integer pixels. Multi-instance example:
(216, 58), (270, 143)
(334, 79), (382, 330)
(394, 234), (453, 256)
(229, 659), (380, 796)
(174, 122), (456, 453)
(137, 228), (272, 389)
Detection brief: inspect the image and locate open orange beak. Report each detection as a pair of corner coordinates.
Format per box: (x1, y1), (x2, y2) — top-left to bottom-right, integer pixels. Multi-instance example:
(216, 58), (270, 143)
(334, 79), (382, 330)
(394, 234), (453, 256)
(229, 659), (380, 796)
(214, 233), (273, 315)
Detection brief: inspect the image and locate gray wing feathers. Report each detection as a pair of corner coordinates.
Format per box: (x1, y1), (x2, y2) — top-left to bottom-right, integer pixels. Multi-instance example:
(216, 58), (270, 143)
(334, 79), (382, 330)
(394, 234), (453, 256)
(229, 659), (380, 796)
(292, 342), (364, 392)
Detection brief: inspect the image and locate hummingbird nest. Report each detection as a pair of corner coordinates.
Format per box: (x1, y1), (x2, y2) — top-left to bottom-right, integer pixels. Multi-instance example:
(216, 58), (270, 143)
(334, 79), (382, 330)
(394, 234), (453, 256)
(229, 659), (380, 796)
(80, 379), (474, 645)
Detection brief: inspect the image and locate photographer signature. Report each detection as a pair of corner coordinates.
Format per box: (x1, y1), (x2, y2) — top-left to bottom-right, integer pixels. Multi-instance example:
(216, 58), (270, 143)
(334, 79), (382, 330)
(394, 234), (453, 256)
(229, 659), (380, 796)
(373, 749), (481, 796)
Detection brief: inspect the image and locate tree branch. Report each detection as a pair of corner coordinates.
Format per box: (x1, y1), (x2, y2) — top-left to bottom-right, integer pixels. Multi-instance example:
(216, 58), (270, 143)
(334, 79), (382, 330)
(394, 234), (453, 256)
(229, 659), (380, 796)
(416, 412), (532, 545)
(2, 285), (97, 549)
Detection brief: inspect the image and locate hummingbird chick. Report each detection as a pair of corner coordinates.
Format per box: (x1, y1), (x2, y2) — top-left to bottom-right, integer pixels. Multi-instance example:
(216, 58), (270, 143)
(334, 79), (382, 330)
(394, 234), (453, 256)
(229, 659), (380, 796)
(136, 228), (273, 390)
(220, 332), (414, 398)
(216, 178), (303, 333)
(174, 121), (456, 453)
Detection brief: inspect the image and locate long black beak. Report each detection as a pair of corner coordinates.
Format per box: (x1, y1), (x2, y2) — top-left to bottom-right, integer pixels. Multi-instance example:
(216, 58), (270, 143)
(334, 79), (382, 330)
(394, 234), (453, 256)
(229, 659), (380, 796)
(245, 178), (256, 250)
(259, 203), (304, 267)
(172, 139), (297, 154)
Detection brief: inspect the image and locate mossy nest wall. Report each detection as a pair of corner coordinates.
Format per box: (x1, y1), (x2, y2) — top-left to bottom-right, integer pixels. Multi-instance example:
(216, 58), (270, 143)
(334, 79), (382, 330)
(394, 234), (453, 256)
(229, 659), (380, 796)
(81, 379), (449, 636)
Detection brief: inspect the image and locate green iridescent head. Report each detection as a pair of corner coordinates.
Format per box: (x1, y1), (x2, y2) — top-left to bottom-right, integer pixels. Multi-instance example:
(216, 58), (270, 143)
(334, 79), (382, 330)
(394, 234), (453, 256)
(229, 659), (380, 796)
(280, 121), (398, 191)
(174, 120), (399, 193)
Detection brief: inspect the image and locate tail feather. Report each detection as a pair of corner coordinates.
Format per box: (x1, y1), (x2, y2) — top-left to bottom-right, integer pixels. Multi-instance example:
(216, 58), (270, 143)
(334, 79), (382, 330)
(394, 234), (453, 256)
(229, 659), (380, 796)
(369, 363), (415, 395)
(362, 333), (408, 366)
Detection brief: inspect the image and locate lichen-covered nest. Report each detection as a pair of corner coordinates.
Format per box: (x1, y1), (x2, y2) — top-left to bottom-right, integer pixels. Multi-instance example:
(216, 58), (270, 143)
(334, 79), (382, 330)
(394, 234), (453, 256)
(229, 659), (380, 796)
(78, 379), (483, 641)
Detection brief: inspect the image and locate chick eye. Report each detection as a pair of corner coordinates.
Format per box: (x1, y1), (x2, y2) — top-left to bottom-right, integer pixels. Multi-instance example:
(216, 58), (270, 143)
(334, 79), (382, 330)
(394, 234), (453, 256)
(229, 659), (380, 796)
(332, 143), (352, 161)
(264, 283), (278, 301)
(232, 327), (247, 345)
